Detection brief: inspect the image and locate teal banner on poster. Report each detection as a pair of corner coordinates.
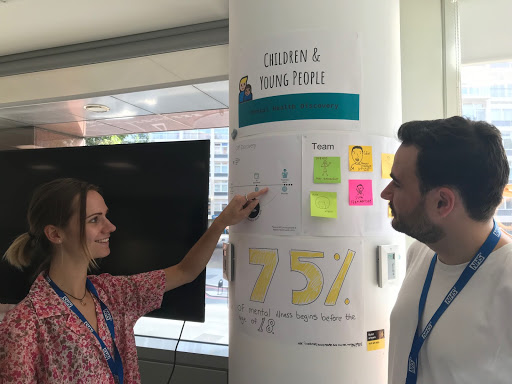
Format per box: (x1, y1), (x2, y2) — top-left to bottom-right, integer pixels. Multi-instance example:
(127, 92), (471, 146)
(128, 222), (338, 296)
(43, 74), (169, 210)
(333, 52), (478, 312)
(238, 92), (359, 128)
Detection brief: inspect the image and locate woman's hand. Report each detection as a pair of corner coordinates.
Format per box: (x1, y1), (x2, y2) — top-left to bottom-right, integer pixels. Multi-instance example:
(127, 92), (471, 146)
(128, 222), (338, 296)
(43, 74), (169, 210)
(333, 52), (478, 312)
(215, 188), (269, 228)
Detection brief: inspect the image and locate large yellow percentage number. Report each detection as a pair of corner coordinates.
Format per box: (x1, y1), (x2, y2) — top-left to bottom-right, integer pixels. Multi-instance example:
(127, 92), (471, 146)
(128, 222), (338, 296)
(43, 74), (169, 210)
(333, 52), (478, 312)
(324, 249), (356, 306)
(249, 248), (279, 303)
(290, 250), (324, 305)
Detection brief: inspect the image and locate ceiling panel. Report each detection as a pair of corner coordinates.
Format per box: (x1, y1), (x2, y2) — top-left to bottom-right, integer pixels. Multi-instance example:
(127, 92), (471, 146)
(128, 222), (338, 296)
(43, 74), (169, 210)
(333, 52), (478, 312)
(0, 117), (30, 129)
(65, 96), (154, 120)
(194, 80), (229, 106)
(0, 103), (82, 125)
(113, 85), (225, 114)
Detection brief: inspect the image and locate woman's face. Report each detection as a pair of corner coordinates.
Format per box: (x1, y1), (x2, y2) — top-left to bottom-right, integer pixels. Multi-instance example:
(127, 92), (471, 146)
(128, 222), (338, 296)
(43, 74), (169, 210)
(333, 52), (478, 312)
(61, 190), (116, 260)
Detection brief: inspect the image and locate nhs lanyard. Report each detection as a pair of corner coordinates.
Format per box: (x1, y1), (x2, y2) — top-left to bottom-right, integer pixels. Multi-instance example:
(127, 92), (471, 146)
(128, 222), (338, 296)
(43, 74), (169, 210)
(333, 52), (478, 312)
(406, 220), (501, 384)
(46, 276), (124, 384)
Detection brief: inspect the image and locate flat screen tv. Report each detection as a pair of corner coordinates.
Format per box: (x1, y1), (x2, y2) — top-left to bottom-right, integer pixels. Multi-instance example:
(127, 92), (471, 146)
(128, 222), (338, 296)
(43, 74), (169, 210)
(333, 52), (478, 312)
(0, 140), (210, 322)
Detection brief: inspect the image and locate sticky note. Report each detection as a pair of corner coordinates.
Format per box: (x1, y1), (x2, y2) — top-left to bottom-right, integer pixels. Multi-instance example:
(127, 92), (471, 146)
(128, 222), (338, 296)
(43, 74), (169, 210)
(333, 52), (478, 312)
(388, 205), (393, 218)
(349, 180), (373, 206)
(314, 157), (341, 184)
(349, 145), (373, 172)
(381, 153), (394, 179)
(310, 191), (337, 218)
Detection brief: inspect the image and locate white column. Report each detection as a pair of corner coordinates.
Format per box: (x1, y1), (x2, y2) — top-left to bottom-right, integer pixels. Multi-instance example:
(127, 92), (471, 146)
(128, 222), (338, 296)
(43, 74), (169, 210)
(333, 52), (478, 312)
(229, 1), (404, 383)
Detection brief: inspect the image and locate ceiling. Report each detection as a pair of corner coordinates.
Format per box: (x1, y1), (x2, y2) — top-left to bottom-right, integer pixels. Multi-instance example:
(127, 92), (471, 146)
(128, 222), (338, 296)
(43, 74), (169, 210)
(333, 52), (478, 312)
(0, 80), (229, 139)
(0, 0), (230, 146)
(0, 0), (511, 146)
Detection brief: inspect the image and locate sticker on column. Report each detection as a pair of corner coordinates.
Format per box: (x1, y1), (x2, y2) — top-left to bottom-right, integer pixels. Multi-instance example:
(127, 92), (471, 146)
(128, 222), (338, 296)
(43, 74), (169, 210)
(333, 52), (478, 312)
(367, 329), (385, 351)
(381, 153), (394, 179)
(349, 180), (373, 206)
(349, 145), (373, 172)
(313, 156), (341, 184)
(310, 191), (337, 218)
(232, 235), (364, 346)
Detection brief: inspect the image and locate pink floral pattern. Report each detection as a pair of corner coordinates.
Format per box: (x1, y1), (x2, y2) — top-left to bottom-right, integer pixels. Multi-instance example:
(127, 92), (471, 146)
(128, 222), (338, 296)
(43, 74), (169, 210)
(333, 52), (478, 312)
(0, 270), (165, 383)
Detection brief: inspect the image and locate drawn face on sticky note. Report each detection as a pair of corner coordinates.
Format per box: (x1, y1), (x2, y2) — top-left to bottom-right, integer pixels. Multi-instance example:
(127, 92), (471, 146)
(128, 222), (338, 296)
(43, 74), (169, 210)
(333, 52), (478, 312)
(349, 180), (373, 206)
(310, 191), (337, 218)
(349, 145), (373, 172)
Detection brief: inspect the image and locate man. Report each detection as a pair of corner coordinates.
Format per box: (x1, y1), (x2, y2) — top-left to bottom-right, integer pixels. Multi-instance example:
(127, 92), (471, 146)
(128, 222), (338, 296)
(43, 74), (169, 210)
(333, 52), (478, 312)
(381, 116), (512, 384)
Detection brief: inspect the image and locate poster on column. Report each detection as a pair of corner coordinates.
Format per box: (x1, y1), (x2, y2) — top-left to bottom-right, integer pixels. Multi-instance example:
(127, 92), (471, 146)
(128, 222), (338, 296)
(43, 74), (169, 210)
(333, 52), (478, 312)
(232, 234), (363, 347)
(301, 132), (399, 237)
(234, 30), (361, 136)
(230, 134), (302, 235)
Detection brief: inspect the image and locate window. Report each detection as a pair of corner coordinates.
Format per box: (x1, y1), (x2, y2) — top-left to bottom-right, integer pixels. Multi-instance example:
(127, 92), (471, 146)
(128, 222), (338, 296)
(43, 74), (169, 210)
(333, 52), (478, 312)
(462, 62), (512, 232)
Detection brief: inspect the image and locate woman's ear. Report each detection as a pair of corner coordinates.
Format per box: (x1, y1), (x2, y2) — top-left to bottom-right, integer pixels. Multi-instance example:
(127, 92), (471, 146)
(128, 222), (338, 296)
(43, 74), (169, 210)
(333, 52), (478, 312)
(44, 225), (63, 245)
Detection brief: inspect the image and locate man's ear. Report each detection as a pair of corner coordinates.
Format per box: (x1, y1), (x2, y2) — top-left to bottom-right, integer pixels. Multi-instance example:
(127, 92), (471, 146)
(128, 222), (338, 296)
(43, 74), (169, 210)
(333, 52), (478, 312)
(433, 187), (456, 218)
(44, 225), (63, 245)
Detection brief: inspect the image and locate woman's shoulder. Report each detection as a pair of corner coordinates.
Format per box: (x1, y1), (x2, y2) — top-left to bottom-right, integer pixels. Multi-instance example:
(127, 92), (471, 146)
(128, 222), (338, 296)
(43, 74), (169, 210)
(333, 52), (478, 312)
(0, 297), (38, 338)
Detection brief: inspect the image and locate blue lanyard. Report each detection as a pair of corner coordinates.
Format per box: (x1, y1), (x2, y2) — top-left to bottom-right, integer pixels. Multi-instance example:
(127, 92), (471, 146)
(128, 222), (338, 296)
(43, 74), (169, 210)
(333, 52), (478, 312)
(46, 275), (124, 384)
(405, 220), (501, 384)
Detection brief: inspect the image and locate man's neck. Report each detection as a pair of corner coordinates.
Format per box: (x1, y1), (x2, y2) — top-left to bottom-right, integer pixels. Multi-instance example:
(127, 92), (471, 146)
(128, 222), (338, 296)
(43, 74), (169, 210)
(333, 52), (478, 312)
(428, 220), (506, 265)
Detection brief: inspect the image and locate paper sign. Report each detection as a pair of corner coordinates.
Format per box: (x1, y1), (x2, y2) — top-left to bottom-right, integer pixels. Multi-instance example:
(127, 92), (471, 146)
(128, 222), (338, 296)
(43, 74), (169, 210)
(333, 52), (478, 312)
(349, 145), (373, 172)
(314, 157), (341, 184)
(349, 180), (373, 206)
(311, 191), (337, 218)
(381, 153), (394, 179)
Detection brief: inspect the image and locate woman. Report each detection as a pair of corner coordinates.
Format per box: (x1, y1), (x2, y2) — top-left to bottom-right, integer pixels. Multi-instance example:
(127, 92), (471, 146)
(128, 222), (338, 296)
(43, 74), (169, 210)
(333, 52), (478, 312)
(0, 178), (267, 383)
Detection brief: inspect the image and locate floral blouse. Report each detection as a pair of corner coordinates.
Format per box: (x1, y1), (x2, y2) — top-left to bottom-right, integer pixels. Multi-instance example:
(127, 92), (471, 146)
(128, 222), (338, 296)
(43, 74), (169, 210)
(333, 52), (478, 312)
(0, 270), (166, 384)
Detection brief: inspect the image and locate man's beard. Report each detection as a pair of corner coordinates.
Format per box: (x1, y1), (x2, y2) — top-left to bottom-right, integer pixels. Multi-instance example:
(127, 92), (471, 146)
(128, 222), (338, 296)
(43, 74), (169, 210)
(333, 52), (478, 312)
(390, 200), (445, 244)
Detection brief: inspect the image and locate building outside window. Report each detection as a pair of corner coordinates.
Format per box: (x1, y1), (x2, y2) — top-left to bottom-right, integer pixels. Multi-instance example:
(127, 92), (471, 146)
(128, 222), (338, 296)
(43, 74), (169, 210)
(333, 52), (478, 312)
(461, 62), (512, 231)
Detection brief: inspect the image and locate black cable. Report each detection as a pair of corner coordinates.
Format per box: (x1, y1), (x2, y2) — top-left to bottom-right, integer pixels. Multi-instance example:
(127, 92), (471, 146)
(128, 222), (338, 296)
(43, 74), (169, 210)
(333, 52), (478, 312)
(166, 320), (186, 384)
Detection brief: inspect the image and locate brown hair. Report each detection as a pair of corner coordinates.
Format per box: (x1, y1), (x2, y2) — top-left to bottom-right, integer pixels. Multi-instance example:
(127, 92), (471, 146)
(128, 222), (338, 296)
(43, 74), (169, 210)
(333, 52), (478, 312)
(3, 178), (100, 276)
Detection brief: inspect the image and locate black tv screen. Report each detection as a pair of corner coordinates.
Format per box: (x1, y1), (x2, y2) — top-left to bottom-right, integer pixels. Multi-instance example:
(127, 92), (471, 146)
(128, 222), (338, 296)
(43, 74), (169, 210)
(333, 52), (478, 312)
(0, 140), (209, 322)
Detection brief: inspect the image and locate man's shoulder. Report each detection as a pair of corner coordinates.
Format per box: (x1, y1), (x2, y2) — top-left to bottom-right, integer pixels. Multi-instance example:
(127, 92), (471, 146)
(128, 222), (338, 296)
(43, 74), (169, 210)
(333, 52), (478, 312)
(406, 241), (434, 270)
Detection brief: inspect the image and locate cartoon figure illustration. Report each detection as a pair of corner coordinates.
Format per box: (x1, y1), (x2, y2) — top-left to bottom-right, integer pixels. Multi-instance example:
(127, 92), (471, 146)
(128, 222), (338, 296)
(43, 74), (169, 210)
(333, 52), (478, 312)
(243, 84), (253, 102)
(355, 183), (365, 201)
(315, 196), (330, 209)
(350, 146), (364, 170)
(282, 169), (288, 178)
(321, 159), (331, 176)
(239, 76), (248, 103)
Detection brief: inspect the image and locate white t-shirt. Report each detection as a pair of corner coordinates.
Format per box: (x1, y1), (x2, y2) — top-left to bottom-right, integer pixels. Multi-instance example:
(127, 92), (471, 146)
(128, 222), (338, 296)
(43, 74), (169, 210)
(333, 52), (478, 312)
(388, 241), (512, 384)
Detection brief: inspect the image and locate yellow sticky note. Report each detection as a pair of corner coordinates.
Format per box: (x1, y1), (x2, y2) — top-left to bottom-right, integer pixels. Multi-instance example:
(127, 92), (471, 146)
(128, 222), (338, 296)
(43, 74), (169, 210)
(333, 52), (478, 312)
(381, 153), (394, 179)
(349, 145), (373, 172)
(310, 191), (337, 218)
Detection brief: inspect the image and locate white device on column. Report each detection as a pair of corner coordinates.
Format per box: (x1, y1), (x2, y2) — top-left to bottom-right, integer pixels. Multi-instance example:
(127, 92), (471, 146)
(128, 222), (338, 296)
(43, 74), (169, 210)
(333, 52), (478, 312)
(377, 244), (399, 288)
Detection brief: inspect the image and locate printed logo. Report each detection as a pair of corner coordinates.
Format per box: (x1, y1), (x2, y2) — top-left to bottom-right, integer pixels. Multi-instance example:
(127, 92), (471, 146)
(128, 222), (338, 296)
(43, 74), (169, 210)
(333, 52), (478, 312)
(469, 253), (485, 270)
(444, 288), (459, 305)
(84, 321), (94, 333)
(493, 227), (501, 237)
(421, 322), (433, 339)
(103, 347), (112, 360)
(62, 296), (73, 308)
(408, 358), (416, 374)
(103, 308), (112, 321)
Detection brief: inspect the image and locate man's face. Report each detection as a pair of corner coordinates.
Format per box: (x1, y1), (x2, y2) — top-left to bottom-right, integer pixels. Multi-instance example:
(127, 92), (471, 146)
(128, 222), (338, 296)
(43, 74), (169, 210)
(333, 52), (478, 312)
(351, 148), (363, 163)
(245, 87), (251, 96)
(380, 144), (444, 244)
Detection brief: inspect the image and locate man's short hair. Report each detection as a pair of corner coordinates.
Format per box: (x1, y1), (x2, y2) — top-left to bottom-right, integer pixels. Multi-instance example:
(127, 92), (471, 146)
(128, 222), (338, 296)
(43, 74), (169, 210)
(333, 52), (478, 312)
(398, 116), (509, 221)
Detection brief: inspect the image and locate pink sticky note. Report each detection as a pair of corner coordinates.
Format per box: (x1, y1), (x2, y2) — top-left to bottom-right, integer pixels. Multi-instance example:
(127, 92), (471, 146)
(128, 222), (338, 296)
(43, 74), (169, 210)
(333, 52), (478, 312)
(349, 180), (373, 206)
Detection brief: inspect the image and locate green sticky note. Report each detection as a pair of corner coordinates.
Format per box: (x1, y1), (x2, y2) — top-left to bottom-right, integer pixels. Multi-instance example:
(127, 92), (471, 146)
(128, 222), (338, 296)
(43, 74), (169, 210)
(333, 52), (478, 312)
(314, 157), (341, 183)
(310, 191), (337, 218)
